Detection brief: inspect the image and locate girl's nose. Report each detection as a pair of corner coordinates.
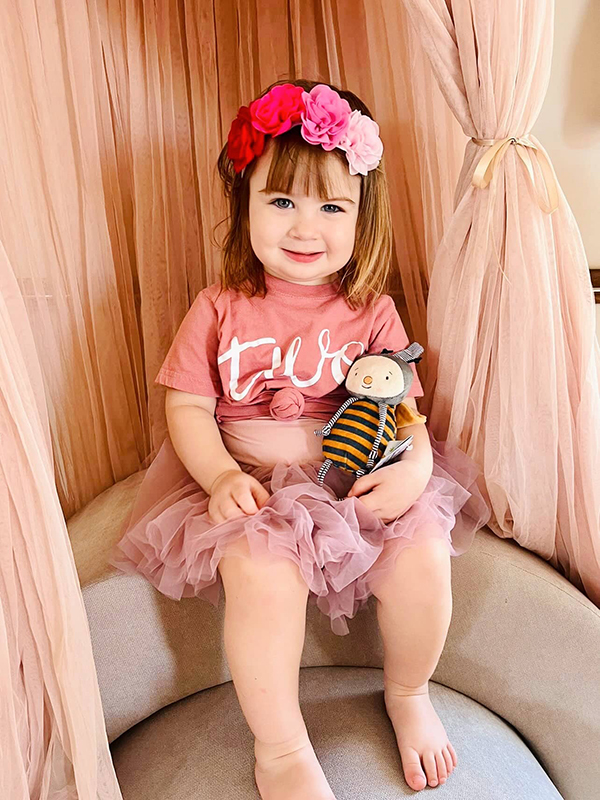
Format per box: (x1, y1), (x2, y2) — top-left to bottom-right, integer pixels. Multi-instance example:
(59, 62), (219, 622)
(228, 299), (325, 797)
(289, 229), (319, 241)
(289, 215), (320, 239)
(363, 376), (373, 386)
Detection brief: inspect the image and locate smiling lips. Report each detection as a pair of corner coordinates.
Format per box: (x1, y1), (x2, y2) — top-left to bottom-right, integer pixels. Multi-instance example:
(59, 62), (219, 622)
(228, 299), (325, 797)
(282, 248), (325, 262)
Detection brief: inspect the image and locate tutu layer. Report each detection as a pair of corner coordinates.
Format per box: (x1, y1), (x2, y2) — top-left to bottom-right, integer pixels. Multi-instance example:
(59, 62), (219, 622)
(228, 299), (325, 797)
(109, 430), (490, 635)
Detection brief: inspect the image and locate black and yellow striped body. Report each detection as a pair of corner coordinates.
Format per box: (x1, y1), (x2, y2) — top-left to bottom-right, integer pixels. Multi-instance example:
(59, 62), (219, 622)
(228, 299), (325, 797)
(322, 399), (397, 475)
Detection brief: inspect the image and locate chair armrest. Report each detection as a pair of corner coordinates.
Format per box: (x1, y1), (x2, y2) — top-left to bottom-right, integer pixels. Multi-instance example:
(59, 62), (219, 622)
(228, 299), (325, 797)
(435, 528), (600, 800)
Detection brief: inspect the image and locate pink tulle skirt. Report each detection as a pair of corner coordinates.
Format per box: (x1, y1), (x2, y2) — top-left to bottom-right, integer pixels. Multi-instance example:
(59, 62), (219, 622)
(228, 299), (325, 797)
(108, 418), (490, 635)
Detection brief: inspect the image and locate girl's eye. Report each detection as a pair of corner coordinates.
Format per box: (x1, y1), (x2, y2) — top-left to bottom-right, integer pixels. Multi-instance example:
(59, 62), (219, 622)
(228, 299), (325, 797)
(271, 198), (343, 213)
(272, 198), (293, 209)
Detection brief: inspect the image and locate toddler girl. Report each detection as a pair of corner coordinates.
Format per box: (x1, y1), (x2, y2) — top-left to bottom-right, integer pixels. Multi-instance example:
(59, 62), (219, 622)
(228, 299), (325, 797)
(109, 79), (490, 799)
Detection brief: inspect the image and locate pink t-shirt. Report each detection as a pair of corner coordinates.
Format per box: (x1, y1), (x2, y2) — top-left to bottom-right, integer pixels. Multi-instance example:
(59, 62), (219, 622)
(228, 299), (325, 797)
(155, 272), (424, 423)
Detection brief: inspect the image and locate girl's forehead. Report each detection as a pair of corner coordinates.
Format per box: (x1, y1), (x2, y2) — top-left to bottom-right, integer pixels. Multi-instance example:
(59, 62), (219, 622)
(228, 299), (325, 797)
(250, 143), (360, 200)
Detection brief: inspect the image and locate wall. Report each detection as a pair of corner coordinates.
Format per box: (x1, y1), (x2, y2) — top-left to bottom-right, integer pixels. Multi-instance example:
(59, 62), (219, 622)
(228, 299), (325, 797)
(530, 0), (600, 337)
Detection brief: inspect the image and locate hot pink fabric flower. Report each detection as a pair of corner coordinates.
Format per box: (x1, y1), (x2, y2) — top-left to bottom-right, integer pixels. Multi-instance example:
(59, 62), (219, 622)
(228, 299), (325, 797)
(300, 85), (352, 151)
(250, 84), (306, 136)
(337, 110), (384, 176)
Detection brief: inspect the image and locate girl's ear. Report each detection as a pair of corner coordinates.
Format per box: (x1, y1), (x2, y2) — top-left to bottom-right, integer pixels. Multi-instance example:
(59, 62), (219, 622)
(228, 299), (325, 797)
(393, 342), (424, 364)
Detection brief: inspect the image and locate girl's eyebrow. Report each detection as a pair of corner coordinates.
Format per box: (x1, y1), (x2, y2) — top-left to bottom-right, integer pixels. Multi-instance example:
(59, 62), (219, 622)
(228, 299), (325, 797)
(259, 188), (356, 204)
(327, 197), (356, 204)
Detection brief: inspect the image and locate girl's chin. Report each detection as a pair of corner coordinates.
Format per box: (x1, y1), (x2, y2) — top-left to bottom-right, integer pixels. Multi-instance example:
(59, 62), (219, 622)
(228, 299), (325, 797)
(264, 265), (339, 286)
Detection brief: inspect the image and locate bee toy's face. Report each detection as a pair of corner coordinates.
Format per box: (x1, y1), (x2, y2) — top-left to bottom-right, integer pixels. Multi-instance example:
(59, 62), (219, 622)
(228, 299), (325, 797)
(345, 355), (406, 400)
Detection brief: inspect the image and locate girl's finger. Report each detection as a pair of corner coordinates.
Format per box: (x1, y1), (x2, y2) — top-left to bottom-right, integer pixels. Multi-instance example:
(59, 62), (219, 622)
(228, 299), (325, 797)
(355, 493), (380, 512)
(221, 498), (247, 521)
(348, 473), (381, 497)
(250, 480), (271, 507)
(208, 502), (225, 525)
(234, 489), (260, 515)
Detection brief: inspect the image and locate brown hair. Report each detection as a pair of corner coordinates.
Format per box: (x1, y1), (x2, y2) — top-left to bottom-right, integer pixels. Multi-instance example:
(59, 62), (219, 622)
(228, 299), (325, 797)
(214, 79), (393, 309)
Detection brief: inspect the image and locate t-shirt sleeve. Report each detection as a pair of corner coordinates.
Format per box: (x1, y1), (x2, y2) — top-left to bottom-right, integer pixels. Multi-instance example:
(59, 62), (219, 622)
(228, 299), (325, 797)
(369, 295), (424, 398)
(154, 290), (222, 397)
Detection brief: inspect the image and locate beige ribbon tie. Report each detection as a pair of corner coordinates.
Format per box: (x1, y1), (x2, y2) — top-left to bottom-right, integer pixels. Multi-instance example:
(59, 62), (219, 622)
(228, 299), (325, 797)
(471, 135), (559, 214)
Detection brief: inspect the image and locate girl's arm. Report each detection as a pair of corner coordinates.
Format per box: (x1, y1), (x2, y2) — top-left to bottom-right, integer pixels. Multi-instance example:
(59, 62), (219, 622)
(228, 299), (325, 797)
(165, 388), (242, 493)
(396, 397), (433, 481)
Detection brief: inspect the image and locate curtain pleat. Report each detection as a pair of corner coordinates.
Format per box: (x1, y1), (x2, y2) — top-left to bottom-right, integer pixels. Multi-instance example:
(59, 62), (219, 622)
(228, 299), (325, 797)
(0, 246), (121, 798)
(401, 0), (600, 603)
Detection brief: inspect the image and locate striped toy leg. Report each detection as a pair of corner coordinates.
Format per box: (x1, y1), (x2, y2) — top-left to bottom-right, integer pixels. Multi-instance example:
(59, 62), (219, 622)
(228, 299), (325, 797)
(317, 459), (333, 486)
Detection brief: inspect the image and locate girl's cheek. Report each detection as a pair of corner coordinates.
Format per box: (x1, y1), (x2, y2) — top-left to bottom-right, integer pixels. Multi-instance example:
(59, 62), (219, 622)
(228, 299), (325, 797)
(336, 224), (358, 249)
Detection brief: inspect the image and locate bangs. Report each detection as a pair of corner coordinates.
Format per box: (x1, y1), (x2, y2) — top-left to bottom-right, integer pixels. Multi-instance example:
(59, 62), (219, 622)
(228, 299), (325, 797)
(262, 129), (356, 201)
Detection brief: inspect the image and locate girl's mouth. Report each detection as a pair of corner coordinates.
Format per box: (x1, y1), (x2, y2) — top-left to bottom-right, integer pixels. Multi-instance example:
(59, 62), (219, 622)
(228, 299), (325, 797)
(282, 249), (325, 263)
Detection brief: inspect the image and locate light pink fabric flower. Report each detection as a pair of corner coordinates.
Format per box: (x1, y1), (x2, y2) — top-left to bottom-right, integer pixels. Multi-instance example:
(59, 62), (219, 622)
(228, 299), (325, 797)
(338, 110), (384, 175)
(300, 85), (352, 151)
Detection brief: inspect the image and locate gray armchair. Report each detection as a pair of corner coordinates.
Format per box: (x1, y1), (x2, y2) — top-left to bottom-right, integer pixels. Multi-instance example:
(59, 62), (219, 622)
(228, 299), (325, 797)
(68, 470), (600, 799)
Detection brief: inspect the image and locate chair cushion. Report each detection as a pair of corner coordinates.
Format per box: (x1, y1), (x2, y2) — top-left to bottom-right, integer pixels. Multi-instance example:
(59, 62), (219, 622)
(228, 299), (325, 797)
(110, 666), (563, 799)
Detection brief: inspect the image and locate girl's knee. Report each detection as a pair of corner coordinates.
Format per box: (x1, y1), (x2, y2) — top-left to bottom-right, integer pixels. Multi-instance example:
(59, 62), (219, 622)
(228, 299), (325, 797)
(396, 537), (452, 583)
(218, 536), (309, 598)
(371, 535), (452, 601)
(406, 535), (452, 567)
(219, 534), (253, 561)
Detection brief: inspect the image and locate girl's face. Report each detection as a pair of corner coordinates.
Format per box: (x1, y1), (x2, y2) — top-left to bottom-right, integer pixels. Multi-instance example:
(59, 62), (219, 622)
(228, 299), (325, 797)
(248, 142), (361, 286)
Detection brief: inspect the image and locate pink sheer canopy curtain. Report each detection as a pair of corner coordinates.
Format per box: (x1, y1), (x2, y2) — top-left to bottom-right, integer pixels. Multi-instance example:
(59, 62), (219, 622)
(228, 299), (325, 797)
(401, 0), (600, 604)
(0, 257), (122, 796)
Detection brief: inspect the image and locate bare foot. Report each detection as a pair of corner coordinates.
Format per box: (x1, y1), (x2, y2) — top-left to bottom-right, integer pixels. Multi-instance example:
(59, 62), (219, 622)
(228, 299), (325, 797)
(254, 731), (337, 800)
(384, 676), (458, 791)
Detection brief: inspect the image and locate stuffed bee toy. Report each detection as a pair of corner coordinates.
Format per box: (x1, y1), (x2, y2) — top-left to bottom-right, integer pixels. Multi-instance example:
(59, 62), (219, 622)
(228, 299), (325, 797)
(314, 343), (425, 486)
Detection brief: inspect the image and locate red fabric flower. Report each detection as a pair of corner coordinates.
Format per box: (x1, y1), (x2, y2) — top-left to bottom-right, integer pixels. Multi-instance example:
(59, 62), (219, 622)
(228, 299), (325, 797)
(250, 84), (306, 136)
(227, 105), (265, 173)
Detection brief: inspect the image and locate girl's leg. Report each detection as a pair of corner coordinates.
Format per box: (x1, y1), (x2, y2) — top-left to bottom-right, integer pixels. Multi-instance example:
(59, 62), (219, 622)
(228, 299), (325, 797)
(369, 531), (457, 792)
(217, 536), (336, 800)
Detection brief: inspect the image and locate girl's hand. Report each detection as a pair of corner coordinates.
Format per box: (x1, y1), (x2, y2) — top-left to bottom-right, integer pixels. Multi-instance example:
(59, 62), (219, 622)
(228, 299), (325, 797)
(208, 469), (271, 524)
(346, 461), (432, 523)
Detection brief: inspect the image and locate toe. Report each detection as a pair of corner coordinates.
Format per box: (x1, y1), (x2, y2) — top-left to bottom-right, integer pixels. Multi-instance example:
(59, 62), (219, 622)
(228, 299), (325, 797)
(448, 742), (458, 767)
(400, 747), (427, 791)
(422, 751), (439, 787)
(442, 747), (454, 775)
(435, 751), (448, 782)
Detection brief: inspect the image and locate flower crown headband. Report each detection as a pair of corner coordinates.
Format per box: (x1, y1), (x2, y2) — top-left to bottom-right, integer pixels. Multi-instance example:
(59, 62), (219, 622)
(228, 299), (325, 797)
(226, 83), (384, 177)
